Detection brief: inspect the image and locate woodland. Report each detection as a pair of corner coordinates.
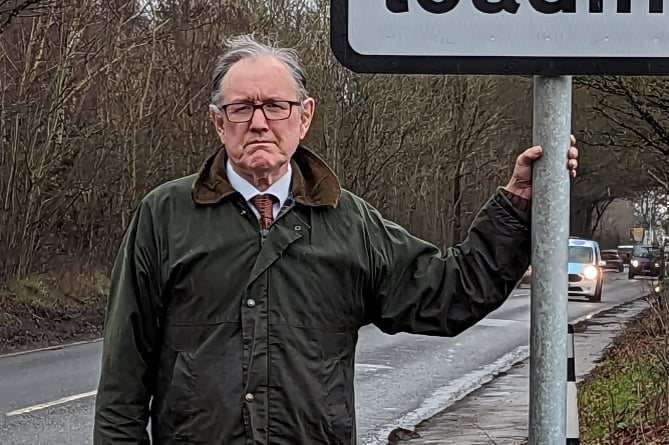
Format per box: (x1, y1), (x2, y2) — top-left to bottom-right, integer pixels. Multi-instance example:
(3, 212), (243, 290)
(0, 1), (668, 348)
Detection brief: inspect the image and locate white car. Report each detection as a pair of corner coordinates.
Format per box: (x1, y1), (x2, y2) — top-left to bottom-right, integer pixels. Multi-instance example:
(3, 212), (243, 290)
(568, 238), (605, 302)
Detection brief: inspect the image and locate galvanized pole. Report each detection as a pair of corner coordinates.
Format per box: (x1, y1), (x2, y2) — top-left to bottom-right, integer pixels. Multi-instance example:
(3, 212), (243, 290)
(529, 75), (572, 445)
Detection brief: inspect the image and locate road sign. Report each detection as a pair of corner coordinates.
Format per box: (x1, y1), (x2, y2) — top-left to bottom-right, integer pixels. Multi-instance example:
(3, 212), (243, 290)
(331, 0), (669, 75)
(630, 227), (645, 243)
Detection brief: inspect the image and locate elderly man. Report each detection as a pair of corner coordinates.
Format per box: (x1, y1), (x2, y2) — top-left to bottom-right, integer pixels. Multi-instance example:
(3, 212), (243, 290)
(94, 34), (578, 444)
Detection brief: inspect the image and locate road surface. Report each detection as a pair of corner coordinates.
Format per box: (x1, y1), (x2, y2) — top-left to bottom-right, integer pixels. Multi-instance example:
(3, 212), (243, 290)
(0, 271), (652, 445)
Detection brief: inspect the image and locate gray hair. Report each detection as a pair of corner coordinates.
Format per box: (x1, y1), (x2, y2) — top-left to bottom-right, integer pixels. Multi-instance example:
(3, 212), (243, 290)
(210, 34), (309, 109)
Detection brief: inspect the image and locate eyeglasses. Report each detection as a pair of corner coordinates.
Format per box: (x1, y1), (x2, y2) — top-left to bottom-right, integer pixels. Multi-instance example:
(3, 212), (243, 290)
(217, 101), (301, 123)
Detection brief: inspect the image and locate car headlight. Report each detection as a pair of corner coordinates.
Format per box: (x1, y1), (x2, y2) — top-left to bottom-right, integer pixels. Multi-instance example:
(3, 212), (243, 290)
(654, 263), (660, 268)
(583, 265), (598, 280)
(631, 259), (639, 268)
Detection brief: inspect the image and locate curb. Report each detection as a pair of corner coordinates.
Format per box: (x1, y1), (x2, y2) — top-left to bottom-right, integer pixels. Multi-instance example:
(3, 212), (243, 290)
(0, 337), (103, 359)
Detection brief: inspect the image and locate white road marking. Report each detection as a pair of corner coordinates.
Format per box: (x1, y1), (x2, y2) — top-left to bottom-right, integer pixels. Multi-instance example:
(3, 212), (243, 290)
(5, 390), (97, 416)
(476, 318), (523, 327)
(355, 363), (394, 374)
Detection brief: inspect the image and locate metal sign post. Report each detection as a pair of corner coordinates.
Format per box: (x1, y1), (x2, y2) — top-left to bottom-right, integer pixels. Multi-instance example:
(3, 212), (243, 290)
(530, 75), (571, 443)
(330, 1), (669, 443)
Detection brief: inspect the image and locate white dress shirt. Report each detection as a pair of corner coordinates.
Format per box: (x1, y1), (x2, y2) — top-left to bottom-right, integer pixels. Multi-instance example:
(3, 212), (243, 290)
(226, 161), (292, 220)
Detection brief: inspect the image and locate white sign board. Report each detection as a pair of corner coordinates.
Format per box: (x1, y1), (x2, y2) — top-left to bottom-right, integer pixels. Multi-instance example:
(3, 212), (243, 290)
(330, 0), (669, 75)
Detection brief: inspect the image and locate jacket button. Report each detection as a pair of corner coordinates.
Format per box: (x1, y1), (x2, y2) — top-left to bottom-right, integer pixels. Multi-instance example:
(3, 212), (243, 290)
(246, 298), (256, 308)
(244, 393), (254, 402)
(294, 225), (301, 231)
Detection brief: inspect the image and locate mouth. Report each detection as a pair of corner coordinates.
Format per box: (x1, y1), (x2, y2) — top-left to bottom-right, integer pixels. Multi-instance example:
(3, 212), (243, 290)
(246, 141), (274, 147)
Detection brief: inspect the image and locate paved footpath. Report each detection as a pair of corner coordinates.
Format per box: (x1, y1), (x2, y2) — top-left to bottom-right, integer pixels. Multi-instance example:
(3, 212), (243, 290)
(396, 299), (649, 445)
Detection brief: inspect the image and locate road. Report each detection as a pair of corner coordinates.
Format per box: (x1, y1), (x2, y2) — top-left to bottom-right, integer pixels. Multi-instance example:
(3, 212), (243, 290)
(0, 271), (653, 445)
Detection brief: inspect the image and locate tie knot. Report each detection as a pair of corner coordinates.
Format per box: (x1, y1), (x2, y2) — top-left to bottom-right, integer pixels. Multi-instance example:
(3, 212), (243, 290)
(250, 194), (277, 229)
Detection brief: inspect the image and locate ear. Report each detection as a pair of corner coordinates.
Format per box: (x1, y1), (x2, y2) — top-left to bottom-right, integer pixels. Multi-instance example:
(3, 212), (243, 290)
(299, 98), (315, 140)
(209, 105), (226, 142)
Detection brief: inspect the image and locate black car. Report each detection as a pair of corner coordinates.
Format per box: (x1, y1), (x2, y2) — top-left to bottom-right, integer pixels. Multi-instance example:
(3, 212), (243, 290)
(628, 245), (664, 279)
(601, 249), (624, 273)
(617, 245), (633, 264)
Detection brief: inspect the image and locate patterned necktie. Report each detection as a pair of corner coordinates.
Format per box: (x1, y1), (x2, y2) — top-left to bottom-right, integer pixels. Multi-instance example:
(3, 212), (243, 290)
(250, 194), (277, 229)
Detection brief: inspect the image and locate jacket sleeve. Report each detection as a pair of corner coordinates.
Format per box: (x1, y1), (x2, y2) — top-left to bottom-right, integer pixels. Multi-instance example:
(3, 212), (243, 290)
(94, 199), (163, 444)
(365, 188), (531, 336)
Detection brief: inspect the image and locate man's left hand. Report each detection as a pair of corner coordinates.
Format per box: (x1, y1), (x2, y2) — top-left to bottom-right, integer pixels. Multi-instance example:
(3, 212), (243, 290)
(504, 135), (578, 201)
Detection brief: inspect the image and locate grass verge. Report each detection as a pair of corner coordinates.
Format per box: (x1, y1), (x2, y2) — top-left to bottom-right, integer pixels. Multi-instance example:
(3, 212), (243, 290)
(579, 282), (669, 444)
(0, 267), (109, 354)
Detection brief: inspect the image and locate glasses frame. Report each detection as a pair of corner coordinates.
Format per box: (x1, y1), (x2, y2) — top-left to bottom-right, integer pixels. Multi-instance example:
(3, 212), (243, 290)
(217, 100), (302, 123)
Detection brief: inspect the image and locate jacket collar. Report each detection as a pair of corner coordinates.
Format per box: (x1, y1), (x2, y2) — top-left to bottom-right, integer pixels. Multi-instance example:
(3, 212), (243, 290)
(191, 145), (341, 207)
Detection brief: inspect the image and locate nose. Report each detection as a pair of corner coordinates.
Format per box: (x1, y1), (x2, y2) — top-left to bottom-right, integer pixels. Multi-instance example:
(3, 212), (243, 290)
(249, 106), (269, 131)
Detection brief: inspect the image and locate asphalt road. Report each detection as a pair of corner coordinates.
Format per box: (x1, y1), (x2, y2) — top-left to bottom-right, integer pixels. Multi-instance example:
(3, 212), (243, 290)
(0, 270), (653, 445)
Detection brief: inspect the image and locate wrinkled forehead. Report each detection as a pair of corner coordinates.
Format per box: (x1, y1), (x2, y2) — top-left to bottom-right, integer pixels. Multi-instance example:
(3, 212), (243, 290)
(221, 56), (298, 103)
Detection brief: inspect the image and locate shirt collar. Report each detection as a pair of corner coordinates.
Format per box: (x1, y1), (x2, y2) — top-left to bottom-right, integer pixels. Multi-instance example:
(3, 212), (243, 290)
(226, 160), (292, 207)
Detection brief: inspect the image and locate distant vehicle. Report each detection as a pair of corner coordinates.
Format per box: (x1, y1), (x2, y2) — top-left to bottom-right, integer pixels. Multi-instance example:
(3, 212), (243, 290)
(628, 245), (664, 279)
(601, 249), (624, 273)
(569, 238), (605, 303)
(617, 245), (633, 264)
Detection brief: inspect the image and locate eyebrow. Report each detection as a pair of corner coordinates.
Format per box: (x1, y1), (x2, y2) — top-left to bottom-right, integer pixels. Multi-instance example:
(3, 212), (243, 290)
(226, 95), (291, 103)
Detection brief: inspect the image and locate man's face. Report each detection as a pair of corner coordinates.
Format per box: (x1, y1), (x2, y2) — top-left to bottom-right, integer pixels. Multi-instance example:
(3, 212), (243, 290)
(210, 56), (314, 179)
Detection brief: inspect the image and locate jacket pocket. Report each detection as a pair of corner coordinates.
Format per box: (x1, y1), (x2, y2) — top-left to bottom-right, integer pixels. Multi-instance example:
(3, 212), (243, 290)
(325, 359), (353, 444)
(157, 323), (245, 444)
(169, 351), (199, 442)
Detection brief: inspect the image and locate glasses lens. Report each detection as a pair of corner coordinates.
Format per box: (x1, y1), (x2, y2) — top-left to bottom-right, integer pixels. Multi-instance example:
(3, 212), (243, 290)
(226, 104), (253, 122)
(263, 102), (291, 120)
